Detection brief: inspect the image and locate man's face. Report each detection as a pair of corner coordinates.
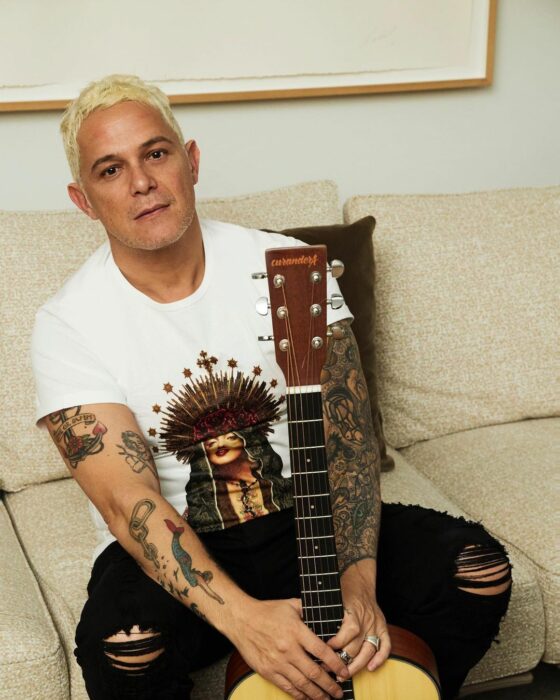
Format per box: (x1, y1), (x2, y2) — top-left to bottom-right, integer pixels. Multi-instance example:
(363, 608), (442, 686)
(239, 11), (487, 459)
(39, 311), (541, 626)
(69, 100), (199, 251)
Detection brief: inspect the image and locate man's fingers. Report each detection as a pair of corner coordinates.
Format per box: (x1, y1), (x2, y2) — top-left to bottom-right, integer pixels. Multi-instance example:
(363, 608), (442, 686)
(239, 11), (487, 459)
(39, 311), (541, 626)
(304, 630), (350, 679)
(345, 638), (377, 677)
(288, 659), (343, 700)
(326, 614), (362, 654)
(366, 630), (392, 672)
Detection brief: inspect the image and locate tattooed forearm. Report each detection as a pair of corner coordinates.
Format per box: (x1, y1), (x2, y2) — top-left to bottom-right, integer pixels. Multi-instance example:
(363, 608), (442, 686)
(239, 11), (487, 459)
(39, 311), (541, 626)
(129, 499), (161, 569)
(117, 430), (158, 478)
(321, 320), (381, 574)
(128, 498), (225, 611)
(165, 519), (225, 604)
(48, 406), (107, 468)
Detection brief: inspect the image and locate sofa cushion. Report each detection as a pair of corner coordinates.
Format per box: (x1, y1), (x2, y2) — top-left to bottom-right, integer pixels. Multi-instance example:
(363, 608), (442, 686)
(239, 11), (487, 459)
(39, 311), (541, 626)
(400, 417), (559, 664)
(0, 180), (341, 492)
(344, 186), (560, 449)
(0, 498), (69, 699)
(5, 451), (544, 697)
(266, 216), (394, 472)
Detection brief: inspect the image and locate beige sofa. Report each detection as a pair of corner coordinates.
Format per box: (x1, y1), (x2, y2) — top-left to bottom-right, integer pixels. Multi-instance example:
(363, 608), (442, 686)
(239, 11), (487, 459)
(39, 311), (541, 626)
(1, 180), (558, 699)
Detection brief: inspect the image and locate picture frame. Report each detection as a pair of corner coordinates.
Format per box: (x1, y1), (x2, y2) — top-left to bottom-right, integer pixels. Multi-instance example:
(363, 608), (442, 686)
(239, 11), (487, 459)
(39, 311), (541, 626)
(0, 0), (497, 113)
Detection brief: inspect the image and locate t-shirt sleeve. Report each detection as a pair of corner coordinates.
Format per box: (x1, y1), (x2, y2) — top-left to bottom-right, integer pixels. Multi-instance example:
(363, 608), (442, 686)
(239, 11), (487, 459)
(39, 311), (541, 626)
(31, 307), (127, 429)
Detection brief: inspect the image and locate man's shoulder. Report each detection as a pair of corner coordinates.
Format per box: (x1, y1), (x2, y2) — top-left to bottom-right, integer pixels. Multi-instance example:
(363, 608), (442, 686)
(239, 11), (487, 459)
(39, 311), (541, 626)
(37, 241), (111, 319)
(201, 218), (307, 252)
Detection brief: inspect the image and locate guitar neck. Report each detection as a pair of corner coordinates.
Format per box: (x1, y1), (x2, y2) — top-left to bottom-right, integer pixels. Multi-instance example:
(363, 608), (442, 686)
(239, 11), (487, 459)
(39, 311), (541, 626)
(287, 387), (344, 639)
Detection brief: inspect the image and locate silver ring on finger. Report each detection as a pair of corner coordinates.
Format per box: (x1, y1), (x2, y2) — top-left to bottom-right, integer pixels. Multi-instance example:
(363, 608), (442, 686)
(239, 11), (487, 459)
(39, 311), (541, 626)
(364, 634), (381, 651)
(338, 649), (353, 665)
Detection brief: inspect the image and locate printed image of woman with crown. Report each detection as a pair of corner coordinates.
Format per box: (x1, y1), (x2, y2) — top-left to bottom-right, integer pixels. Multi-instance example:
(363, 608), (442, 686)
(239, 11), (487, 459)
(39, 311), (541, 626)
(159, 353), (293, 533)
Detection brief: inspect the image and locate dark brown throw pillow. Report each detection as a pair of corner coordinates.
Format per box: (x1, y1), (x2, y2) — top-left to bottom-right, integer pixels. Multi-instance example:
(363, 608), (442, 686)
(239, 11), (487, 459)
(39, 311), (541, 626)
(264, 217), (394, 472)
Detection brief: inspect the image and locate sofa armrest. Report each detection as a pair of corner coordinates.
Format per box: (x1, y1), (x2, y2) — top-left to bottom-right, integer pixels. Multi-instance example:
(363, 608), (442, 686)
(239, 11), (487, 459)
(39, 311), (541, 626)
(0, 496), (69, 699)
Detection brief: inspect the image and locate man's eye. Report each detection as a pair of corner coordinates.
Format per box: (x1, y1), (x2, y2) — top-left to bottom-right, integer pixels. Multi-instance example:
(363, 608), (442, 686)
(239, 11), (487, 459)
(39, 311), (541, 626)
(101, 165), (118, 178)
(149, 149), (167, 160)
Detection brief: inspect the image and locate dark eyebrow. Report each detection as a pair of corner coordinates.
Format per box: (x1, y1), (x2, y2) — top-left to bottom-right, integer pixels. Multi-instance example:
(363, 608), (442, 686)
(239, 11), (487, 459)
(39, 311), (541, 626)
(90, 136), (175, 174)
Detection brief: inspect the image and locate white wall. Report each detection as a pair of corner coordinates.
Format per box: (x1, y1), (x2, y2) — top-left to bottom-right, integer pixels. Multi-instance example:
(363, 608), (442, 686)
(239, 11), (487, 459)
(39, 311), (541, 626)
(0, 0), (558, 212)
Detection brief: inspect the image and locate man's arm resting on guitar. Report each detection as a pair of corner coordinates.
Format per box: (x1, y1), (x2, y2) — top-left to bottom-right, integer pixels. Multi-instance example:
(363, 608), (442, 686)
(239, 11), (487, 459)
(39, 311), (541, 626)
(321, 319), (391, 675)
(45, 403), (348, 700)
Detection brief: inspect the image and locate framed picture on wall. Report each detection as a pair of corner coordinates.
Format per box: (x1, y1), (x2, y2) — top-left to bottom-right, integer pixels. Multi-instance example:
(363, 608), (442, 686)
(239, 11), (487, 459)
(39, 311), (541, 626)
(0, 0), (497, 112)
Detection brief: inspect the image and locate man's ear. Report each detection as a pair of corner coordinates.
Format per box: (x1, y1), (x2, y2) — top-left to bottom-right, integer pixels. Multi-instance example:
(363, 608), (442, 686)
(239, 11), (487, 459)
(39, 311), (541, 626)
(67, 182), (99, 220)
(184, 140), (200, 185)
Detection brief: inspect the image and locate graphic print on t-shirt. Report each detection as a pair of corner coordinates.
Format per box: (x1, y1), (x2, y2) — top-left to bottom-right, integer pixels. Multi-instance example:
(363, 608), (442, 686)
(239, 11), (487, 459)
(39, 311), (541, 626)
(153, 351), (293, 533)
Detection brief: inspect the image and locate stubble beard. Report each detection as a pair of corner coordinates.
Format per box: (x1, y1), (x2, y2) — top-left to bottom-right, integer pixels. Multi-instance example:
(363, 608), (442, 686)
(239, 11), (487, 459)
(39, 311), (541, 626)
(113, 206), (196, 252)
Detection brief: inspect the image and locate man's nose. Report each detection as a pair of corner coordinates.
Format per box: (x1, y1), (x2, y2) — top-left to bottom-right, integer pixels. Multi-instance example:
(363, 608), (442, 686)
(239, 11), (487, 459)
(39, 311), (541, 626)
(129, 162), (156, 195)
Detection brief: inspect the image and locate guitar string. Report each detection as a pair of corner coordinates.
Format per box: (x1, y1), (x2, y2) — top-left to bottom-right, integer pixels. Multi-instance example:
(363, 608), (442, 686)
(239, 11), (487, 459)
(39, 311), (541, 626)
(307, 273), (328, 641)
(280, 279), (324, 638)
(280, 282), (312, 630)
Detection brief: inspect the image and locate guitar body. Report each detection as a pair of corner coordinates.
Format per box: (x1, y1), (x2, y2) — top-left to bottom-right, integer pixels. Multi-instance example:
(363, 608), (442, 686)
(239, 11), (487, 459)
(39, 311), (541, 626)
(226, 624), (441, 699)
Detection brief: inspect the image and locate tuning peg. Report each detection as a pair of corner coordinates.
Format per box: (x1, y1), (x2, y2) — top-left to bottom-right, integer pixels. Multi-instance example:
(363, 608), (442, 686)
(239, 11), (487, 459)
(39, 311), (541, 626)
(327, 293), (344, 310)
(255, 297), (270, 316)
(258, 335), (274, 342)
(251, 271), (267, 279)
(328, 260), (345, 279)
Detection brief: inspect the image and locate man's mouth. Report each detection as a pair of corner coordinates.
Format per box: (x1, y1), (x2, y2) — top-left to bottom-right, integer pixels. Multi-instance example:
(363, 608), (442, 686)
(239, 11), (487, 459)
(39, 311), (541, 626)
(135, 204), (169, 220)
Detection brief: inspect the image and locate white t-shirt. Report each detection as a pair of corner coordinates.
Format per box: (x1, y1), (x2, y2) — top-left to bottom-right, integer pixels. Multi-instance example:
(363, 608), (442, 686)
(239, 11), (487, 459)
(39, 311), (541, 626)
(32, 219), (352, 560)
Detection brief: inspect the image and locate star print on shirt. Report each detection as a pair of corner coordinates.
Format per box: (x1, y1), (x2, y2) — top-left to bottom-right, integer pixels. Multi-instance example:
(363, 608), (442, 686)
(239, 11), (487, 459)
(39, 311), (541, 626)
(152, 404), (161, 414)
(163, 383), (173, 393)
(253, 366), (262, 376)
(148, 428), (157, 437)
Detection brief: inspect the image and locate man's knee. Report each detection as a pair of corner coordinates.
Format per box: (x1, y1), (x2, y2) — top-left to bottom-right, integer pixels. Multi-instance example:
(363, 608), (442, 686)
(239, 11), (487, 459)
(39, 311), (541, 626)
(102, 625), (165, 674)
(454, 542), (512, 596)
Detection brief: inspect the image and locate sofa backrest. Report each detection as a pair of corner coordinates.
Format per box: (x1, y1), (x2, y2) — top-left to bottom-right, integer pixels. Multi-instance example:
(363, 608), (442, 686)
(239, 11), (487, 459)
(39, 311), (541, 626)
(0, 180), (341, 492)
(344, 185), (560, 449)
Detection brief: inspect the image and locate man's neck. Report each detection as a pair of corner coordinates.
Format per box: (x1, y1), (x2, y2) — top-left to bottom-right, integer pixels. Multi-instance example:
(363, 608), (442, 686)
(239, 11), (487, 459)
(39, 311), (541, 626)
(109, 213), (205, 304)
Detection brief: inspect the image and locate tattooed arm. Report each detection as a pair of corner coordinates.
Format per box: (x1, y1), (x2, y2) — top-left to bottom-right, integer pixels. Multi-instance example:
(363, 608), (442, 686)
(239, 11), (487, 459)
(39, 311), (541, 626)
(44, 403), (247, 627)
(44, 402), (348, 699)
(321, 319), (381, 572)
(321, 319), (391, 676)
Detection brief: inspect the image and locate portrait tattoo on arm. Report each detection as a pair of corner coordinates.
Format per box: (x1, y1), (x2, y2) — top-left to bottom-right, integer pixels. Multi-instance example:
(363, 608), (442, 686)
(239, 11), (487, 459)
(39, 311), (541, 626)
(321, 320), (381, 574)
(117, 430), (158, 478)
(48, 406), (107, 468)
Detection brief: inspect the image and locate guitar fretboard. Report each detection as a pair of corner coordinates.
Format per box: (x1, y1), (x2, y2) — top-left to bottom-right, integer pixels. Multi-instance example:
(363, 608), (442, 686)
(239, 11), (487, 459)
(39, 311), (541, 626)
(287, 389), (345, 639)
(288, 388), (355, 698)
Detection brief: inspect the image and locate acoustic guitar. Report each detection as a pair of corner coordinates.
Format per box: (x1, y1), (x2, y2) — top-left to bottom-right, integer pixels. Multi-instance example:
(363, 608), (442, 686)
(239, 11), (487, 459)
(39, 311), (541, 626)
(225, 245), (440, 699)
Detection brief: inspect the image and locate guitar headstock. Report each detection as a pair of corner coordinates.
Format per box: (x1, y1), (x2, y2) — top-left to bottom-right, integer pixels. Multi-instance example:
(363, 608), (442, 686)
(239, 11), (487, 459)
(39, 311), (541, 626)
(261, 245), (332, 388)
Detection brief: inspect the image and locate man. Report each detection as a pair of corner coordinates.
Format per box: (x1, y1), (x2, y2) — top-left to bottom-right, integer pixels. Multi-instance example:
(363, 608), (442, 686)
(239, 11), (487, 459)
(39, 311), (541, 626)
(32, 74), (512, 700)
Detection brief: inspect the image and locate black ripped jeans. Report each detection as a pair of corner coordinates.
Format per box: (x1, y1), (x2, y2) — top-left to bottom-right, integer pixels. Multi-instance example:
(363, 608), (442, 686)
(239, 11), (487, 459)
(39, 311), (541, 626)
(74, 503), (512, 700)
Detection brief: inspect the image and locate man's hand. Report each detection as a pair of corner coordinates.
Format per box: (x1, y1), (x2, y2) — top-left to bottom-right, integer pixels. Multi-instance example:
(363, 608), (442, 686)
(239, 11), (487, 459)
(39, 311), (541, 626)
(327, 561), (391, 678)
(229, 598), (350, 700)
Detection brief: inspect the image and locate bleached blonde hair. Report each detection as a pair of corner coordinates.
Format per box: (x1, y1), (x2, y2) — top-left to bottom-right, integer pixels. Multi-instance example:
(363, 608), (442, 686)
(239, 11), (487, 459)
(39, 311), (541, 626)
(60, 74), (184, 182)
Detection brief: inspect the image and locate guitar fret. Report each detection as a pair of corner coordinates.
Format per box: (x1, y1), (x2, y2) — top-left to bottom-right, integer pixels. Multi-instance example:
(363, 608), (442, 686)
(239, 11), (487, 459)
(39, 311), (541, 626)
(303, 617), (342, 624)
(300, 571), (339, 577)
(301, 588), (340, 595)
(300, 554), (337, 560)
(295, 514), (332, 520)
(292, 469), (328, 475)
(305, 603), (342, 610)
(290, 445), (324, 451)
(290, 418), (323, 423)
(293, 493), (330, 498)
(298, 534), (334, 540)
